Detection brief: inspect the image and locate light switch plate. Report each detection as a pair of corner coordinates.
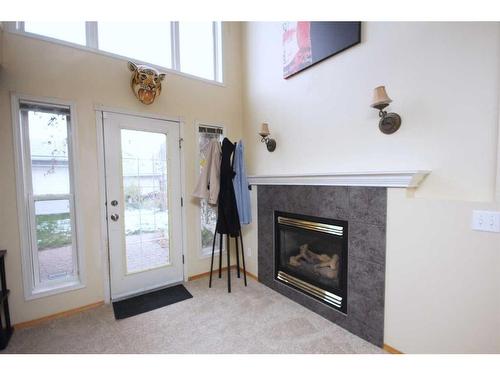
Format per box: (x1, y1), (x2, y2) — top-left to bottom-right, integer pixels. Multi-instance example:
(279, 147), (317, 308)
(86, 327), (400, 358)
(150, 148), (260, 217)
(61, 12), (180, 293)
(472, 210), (500, 233)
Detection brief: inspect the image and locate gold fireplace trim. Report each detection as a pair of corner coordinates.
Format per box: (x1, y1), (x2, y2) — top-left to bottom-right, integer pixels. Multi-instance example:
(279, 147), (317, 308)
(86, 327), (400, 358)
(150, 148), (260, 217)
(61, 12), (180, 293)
(277, 271), (342, 308)
(277, 216), (344, 236)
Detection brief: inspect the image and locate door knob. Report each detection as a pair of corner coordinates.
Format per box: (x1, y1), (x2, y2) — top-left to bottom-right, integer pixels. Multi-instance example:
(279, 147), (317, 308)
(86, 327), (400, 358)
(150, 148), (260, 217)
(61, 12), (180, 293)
(110, 214), (119, 221)
(111, 200), (118, 206)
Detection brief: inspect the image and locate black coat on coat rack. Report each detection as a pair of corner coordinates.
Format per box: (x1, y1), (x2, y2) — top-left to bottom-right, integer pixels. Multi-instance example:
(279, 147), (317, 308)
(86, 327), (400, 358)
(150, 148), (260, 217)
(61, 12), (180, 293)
(208, 138), (247, 292)
(216, 138), (241, 237)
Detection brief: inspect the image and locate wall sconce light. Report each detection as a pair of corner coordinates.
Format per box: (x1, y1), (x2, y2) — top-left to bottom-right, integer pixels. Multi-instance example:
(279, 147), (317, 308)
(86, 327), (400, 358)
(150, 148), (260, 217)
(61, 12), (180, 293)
(259, 122), (277, 152)
(371, 86), (402, 134)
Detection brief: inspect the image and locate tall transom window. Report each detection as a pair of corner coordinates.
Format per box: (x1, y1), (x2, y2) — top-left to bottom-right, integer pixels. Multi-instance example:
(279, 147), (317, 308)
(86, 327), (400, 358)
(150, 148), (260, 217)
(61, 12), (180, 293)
(11, 22), (223, 82)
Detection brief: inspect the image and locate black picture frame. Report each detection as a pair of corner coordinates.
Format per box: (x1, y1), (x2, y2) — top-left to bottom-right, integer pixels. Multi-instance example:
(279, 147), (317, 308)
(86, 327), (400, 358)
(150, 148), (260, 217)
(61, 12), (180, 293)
(283, 21), (361, 79)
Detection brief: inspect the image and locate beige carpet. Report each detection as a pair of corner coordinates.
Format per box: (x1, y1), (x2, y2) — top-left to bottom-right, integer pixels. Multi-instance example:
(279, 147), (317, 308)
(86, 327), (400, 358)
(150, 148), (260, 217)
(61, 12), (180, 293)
(3, 275), (384, 354)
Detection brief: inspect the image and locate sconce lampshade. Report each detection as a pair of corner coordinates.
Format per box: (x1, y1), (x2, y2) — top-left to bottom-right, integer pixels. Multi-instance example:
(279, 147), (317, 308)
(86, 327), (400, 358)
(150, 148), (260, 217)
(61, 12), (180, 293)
(259, 122), (271, 137)
(371, 86), (392, 110)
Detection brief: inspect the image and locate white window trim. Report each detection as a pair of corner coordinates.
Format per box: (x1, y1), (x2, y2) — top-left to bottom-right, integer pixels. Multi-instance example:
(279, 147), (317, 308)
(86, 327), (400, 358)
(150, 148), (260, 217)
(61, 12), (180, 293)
(3, 21), (225, 86)
(86, 22), (98, 49)
(171, 22), (180, 71)
(11, 93), (86, 300)
(213, 21), (223, 83)
(195, 121), (225, 259)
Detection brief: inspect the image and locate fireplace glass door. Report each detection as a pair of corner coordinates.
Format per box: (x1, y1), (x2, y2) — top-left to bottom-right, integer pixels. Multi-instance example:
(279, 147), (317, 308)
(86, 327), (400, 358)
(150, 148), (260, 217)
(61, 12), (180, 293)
(275, 211), (348, 312)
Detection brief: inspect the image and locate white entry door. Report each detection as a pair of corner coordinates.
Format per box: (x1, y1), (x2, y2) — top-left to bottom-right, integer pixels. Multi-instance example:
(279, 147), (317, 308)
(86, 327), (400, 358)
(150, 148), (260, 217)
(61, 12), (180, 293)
(103, 112), (183, 300)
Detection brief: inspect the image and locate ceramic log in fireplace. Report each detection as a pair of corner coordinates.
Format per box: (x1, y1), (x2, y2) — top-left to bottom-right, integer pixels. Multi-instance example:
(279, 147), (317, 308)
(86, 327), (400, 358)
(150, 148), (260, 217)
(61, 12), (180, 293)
(274, 211), (348, 313)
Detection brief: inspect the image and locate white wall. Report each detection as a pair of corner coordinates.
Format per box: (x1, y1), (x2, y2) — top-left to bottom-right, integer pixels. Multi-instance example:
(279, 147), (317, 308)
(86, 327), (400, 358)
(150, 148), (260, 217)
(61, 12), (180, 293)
(386, 190), (500, 353)
(0, 23), (251, 324)
(241, 22), (500, 353)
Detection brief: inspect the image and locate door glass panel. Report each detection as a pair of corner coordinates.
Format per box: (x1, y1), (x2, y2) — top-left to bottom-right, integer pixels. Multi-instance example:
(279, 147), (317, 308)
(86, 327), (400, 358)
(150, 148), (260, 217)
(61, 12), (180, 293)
(121, 129), (169, 273)
(35, 199), (75, 283)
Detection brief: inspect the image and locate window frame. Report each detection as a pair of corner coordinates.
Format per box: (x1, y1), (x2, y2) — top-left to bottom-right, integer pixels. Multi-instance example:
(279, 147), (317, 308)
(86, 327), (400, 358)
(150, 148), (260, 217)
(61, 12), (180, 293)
(5, 21), (224, 85)
(11, 93), (86, 300)
(195, 122), (225, 258)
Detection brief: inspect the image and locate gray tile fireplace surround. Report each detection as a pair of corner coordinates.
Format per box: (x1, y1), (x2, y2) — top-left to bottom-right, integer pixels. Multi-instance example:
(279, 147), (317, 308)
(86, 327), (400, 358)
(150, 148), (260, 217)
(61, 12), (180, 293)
(257, 185), (387, 347)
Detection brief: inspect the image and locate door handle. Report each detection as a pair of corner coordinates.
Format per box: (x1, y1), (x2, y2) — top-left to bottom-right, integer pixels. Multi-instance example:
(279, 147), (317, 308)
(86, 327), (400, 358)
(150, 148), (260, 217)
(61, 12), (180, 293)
(110, 214), (119, 221)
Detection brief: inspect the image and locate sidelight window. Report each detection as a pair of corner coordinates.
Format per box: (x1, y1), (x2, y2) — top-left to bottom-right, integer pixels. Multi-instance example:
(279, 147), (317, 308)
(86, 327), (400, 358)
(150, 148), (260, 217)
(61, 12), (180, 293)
(197, 124), (223, 256)
(12, 96), (84, 299)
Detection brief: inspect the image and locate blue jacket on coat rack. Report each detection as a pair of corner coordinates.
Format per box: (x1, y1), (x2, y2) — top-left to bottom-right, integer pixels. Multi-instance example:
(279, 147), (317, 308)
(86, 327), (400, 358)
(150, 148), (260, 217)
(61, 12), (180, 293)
(233, 140), (252, 225)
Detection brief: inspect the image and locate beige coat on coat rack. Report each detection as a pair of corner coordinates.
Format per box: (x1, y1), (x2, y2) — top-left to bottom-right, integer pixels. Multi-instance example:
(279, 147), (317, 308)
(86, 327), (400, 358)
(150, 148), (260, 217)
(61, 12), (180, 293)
(193, 139), (221, 205)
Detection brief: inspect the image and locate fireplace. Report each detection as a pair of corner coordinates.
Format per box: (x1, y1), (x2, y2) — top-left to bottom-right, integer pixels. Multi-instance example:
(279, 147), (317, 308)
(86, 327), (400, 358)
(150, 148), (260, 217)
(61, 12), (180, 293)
(274, 211), (348, 313)
(258, 185), (386, 346)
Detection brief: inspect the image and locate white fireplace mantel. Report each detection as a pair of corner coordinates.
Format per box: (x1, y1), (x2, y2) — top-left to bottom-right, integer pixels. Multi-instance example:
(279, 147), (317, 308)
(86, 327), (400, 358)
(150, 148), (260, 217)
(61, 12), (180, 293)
(247, 170), (431, 188)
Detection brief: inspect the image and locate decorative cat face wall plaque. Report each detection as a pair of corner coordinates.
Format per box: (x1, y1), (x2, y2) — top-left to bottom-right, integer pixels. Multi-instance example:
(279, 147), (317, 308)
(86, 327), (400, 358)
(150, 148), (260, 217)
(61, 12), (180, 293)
(128, 61), (166, 105)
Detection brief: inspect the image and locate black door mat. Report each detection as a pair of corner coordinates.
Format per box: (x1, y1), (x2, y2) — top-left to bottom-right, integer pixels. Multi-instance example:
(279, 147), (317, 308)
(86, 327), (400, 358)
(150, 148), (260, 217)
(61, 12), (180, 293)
(112, 284), (193, 320)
